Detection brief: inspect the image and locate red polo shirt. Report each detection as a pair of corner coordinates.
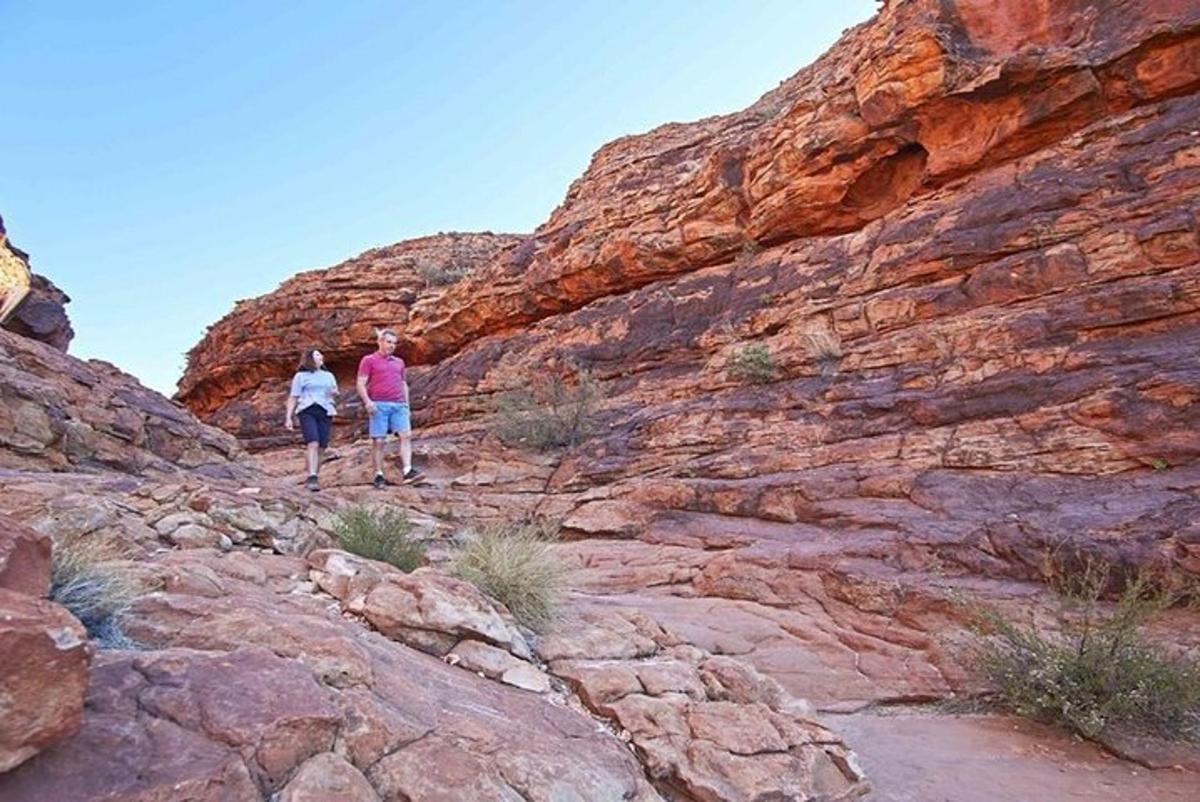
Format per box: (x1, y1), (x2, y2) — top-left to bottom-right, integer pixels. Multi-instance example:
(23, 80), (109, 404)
(357, 352), (407, 402)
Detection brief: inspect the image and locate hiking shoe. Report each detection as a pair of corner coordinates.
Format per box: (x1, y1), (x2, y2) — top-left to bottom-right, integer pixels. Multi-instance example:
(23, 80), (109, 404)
(401, 468), (424, 485)
(372, 473), (394, 490)
(305, 475), (320, 492)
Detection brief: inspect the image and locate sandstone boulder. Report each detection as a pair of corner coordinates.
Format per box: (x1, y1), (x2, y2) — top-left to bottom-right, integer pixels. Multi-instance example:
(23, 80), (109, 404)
(0, 514), (52, 596)
(0, 589), (90, 773)
(541, 608), (868, 802)
(309, 549), (532, 659)
(278, 752), (380, 802)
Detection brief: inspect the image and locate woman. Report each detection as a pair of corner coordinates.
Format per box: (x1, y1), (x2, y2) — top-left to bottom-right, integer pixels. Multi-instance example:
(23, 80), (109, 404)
(285, 348), (339, 491)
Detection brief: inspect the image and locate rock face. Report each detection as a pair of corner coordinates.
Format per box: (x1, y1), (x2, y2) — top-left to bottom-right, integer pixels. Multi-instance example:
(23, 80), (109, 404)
(539, 608), (866, 802)
(0, 550), (668, 802)
(9, 0), (1200, 800)
(4, 274), (74, 352)
(185, 0), (1200, 580)
(0, 327), (252, 476)
(178, 232), (523, 447)
(0, 215), (73, 351)
(175, 1), (1200, 796)
(184, 0), (1200, 508)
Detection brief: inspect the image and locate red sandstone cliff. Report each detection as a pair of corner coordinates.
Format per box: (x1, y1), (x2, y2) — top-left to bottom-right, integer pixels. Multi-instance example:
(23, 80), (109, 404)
(177, 232), (522, 447)
(181, 0), (1200, 573)
(12, 0), (1198, 799)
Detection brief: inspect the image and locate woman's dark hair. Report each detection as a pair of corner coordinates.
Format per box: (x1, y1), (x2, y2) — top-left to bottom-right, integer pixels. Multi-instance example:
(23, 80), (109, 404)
(297, 349), (325, 372)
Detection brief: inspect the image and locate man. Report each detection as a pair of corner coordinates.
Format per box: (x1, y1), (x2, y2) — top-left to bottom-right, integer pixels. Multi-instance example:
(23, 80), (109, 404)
(357, 329), (422, 488)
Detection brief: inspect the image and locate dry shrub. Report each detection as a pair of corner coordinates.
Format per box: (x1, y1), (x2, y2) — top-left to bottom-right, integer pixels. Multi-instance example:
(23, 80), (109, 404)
(51, 534), (141, 648)
(804, 323), (842, 374)
(493, 366), (602, 451)
(971, 561), (1200, 744)
(417, 261), (471, 286)
(453, 520), (566, 631)
(333, 505), (425, 572)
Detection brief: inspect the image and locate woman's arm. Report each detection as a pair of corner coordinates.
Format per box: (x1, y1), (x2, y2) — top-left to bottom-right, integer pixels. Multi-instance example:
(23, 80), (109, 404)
(286, 372), (303, 429)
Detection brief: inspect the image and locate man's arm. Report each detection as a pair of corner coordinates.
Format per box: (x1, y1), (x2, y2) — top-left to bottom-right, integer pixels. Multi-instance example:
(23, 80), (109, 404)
(356, 374), (375, 414)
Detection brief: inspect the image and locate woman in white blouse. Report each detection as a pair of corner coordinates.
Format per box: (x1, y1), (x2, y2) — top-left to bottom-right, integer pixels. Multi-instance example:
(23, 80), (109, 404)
(285, 349), (339, 491)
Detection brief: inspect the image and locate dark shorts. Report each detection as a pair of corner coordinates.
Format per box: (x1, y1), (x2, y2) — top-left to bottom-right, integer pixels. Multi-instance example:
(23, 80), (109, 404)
(297, 404), (332, 448)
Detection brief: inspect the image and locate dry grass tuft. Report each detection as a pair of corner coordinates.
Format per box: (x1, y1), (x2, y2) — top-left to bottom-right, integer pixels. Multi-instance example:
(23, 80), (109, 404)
(453, 520), (566, 631)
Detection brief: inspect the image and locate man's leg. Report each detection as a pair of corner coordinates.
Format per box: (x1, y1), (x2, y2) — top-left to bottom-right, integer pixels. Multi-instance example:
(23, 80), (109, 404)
(395, 404), (421, 482)
(398, 432), (412, 474)
(372, 438), (385, 476)
(368, 403), (389, 486)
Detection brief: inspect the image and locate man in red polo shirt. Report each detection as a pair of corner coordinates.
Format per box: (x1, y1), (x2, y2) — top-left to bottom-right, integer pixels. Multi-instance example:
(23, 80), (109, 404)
(356, 329), (422, 488)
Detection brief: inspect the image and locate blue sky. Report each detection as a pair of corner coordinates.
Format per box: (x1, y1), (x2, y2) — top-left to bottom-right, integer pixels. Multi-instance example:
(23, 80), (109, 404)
(2, 1), (875, 393)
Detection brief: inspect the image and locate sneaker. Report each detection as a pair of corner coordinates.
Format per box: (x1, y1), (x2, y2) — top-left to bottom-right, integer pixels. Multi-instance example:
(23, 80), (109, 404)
(372, 473), (393, 490)
(305, 475), (320, 492)
(401, 468), (424, 485)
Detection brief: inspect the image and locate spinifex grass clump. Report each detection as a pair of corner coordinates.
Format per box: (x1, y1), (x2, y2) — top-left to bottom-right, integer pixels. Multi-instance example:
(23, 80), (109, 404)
(494, 365), (602, 451)
(972, 561), (1200, 743)
(727, 344), (777, 384)
(333, 505), (425, 572)
(51, 533), (141, 649)
(803, 323), (843, 375)
(453, 520), (566, 631)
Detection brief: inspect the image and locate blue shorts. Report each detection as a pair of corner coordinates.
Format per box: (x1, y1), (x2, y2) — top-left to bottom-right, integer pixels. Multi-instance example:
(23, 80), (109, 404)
(369, 401), (410, 438)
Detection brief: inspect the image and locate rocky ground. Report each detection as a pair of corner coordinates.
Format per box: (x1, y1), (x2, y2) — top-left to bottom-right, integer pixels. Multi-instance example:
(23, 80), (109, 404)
(4, 0), (1200, 799)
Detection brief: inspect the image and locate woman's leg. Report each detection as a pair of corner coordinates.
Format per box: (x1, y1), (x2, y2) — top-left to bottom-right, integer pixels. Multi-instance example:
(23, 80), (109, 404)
(306, 441), (320, 476)
(316, 412), (332, 477)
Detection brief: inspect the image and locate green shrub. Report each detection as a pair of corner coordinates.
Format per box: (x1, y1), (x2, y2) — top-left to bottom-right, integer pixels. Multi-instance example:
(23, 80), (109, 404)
(971, 563), (1200, 743)
(333, 506), (425, 572)
(51, 534), (141, 649)
(494, 367), (602, 451)
(417, 261), (471, 286)
(453, 521), (566, 631)
(727, 344), (777, 384)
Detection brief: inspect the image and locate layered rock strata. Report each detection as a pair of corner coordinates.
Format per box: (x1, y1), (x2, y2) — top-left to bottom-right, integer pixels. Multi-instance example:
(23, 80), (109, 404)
(10, 0), (1200, 799)
(0, 328), (251, 476)
(178, 232), (522, 446)
(181, 0), (1200, 576)
(178, 1), (1200, 794)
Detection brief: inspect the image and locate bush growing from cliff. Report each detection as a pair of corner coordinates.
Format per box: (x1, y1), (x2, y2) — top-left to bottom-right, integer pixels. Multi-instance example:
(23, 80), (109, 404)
(453, 520), (565, 631)
(971, 563), (1200, 744)
(333, 506), (425, 572)
(417, 261), (471, 286)
(728, 344), (777, 384)
(51, 534), (141, 649)
(493, 366), (602, 451)
(803, 323), (843, 375)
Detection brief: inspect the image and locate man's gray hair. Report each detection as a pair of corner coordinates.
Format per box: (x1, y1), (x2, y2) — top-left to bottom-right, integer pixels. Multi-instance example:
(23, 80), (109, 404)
(375, 328), (398, 340)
